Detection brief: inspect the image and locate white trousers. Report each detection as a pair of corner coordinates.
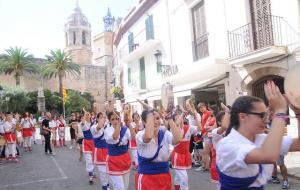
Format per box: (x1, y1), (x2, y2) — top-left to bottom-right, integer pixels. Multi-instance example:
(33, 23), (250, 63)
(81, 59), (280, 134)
(5, 143), (16, 158)
(97, 165), (109, 187)
(84, 153), (94, 173)
(131, 149), (138, 166)
(174, 169), (189, 190)
(109, 172), (130, 190)
(24, 137), (32, 148)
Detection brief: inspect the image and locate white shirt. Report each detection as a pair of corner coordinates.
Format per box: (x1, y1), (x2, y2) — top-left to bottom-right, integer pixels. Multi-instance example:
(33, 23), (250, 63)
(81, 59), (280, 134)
(104, 126), (131, 146)
(80, 122), (92, 132)
(90, 123), (105, 138)
(216, 128), (293, 187)
(186, 113), (201, 127)
(3, 121), (15, 133)
(49, 120), (57, 129)
(136, 129), (173, 162)
(181, 125), (198, 141)
(20, 118), (31, 129)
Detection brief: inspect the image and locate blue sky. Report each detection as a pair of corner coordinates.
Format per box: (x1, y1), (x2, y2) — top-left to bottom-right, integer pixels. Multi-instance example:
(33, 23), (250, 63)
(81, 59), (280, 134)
(0, 0), (137, 58)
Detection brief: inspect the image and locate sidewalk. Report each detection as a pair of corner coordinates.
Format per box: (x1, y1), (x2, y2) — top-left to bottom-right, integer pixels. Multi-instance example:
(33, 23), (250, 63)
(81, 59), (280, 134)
(285, 152), (300, 180)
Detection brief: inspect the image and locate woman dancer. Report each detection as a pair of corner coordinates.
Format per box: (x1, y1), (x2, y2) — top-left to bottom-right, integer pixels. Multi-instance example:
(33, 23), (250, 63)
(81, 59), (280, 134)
(216, 81), (300, 189)
(57, 114), (66, 147)
(90, 112), (110, 190)
(104, 111), (132, 190)
(135, 109), (182, 190)
(20, 112), (33, 151)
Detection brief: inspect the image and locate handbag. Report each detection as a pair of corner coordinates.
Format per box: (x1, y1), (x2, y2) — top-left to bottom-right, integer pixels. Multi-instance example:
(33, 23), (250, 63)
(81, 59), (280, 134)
(42, 128), (50, 135)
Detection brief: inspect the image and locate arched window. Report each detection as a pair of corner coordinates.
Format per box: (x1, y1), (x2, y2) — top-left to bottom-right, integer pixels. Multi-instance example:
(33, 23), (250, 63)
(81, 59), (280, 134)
(82, 31), (86, 45)
(73, 31), (76, 45)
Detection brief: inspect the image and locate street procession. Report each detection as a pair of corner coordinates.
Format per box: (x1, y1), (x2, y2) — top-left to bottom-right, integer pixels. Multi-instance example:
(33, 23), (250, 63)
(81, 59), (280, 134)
(2, 0), (300, 190)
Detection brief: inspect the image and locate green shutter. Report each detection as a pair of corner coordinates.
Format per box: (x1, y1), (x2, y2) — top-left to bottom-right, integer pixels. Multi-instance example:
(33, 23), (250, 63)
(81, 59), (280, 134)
(128, 32), (134, 52)
(140, 57), (146, 89)
(145, 15), (154, 40)
(128, 68), (131, 84)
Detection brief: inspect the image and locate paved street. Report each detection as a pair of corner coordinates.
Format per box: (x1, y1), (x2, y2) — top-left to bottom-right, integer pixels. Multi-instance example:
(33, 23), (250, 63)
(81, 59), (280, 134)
(1, 142), (300, 190)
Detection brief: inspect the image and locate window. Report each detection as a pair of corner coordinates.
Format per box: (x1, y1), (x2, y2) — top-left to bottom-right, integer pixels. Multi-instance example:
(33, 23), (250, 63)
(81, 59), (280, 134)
(127, 68), (131, 84)
(139, 57), (146, 89)
(128, 32), (134, 53)
(145, 15), (154, 40)
(191, 0), (209, 61)
(65, 33), (68, 46)
(73, 31), (76, 45)
(82, 31), (86, 45)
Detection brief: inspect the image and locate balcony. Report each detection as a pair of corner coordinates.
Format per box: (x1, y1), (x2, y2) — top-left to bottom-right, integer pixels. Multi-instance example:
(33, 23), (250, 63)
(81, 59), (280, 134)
(228, 15), (299, 66)
(192, 33), (209, 61)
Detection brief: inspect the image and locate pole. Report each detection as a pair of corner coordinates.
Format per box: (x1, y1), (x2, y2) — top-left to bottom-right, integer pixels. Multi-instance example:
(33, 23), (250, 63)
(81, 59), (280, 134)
(63, 99), (66, 119)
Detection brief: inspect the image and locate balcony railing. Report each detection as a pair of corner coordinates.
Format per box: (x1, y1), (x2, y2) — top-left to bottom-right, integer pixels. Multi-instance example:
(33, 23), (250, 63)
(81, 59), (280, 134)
(192, 33), (209, 61)
(228, 15), (300, 58)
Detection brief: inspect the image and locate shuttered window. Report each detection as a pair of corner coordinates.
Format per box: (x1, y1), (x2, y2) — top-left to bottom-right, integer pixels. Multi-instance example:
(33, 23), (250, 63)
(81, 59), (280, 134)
(145, 15), (154, 40)
(128, 68), (131, 84)
(128, 32), (134, 53)
(139, 57), (146, 89)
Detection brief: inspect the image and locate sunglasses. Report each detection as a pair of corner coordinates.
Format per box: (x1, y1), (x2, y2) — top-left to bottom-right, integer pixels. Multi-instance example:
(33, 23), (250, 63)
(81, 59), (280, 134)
(245, 111), (268, 119)
(111, 117), (120, 121)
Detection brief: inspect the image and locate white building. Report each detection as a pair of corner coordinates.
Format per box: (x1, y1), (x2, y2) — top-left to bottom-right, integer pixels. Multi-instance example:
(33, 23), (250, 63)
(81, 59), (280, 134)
(113, 0), (230, 112)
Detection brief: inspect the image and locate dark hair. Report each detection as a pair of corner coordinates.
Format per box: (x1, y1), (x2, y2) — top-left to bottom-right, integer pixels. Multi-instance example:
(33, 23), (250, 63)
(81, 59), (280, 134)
(141, 109), (158, 123)
(97, 112), (103, 119)
(210, 105), (218, 117)
(107, 111), (120, 121)
(132, 112), (139, 120)
(225, 96), (264, 136)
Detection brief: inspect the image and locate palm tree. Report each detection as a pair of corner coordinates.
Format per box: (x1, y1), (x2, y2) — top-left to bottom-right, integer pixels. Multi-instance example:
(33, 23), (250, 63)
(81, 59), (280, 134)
(0, 47), (40, 86)
(42, 49), (80, 98)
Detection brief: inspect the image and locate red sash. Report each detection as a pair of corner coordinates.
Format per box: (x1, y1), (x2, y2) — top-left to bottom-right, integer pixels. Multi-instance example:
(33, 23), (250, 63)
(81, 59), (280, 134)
(130, 139), (137, 149)
(94, 148), (108, 165)
(210, 147), (219, 181)
(22, 128), (33, 137)
(4, 132), (17, 143)
(135, 173), (171, 190)
(106, 151), (131, 175)
(82, 139), (94, 153)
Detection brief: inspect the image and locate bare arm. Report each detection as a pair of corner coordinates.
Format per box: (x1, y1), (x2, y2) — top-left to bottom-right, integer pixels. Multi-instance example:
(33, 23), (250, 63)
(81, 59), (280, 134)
(168, 119), (182, 145)
(143, 112), (155, 143)
(112, 125), (121, 140)
(127, 123), (136, 140)
(245, 82), (287, 164)
(216, 112), (230, 135)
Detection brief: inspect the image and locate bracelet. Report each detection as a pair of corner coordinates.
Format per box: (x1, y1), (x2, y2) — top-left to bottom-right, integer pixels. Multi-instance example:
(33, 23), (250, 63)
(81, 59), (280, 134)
(274, 113), (289, 121)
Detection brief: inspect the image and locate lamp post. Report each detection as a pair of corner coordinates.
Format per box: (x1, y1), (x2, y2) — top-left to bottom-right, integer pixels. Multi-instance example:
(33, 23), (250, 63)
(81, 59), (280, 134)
(0, 89), (5, 112)
(154, 50), (162, 73)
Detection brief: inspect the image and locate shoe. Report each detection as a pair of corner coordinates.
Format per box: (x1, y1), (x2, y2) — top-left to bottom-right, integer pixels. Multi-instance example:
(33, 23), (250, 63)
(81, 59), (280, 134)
(29, 147), (32, 151)
(49, 152), (56, 156)
(12, 158), (19, 163)
(271, 176), (280, 184)
(89, 177), (93, 185)
(79, 156), (83, 162)
(45, 152), (49, 155)
(282, 180), (289, 189)
(195, 166), (208, 172)
(69, 146), (73, 150)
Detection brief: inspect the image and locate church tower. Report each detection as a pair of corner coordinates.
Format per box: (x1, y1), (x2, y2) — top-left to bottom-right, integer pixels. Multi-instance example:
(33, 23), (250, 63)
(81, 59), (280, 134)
(65, 0), (92, 65)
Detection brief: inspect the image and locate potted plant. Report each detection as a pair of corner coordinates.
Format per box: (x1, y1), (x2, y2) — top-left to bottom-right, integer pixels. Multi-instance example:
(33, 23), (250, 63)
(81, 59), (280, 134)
(110, 86), (124, 99)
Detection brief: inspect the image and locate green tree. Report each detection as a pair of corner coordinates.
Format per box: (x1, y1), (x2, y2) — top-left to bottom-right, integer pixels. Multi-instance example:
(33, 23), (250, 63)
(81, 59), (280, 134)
(65, 90), (93, 116)
(1, 85), (30, 113)
(0, 47), (40, 86)
(42, 49), (81, 99)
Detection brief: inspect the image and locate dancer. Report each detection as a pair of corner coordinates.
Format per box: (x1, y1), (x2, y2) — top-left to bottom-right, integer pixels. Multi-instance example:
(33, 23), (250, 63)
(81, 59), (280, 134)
(104, 111), (132, 190)
(90, 112), (110, 190)
(135, 109), (182, 190)
(29, 114), (37, 144)
(49, 115), (58, 148)
(130, 112), (143, 169)
(3, 112), (18, 162)
(80, 111), (95, 184)
(20, 112), (33, 151)
(216, 81), (300, 189)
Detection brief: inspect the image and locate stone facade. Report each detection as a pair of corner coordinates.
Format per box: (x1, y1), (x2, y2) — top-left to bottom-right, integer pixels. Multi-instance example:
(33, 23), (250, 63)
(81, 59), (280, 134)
(0, 4), (114, 113)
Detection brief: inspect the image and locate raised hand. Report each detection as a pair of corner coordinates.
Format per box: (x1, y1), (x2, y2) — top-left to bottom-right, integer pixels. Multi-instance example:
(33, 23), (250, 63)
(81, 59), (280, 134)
(264, 81), (287, 113)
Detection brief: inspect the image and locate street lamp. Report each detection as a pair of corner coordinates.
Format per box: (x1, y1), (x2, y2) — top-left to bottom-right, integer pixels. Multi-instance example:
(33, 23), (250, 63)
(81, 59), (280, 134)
(0, 89), (5, 112)
(154, 50), (162, 73)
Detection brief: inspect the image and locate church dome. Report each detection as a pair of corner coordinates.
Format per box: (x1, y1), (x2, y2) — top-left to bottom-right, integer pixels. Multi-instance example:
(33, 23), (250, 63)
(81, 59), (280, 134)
(66, 6), (91, 27)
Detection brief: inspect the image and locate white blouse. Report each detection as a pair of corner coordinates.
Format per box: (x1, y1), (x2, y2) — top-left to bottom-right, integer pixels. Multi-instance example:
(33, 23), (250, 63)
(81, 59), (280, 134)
(90, 124), (105, 139)
(216, 128), (293, 187)
(136, 129), (173, 162)
(104, 126), (131, 145)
